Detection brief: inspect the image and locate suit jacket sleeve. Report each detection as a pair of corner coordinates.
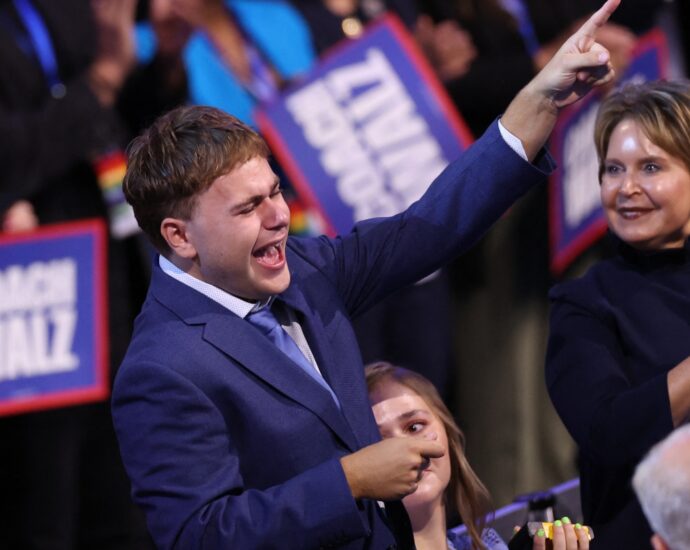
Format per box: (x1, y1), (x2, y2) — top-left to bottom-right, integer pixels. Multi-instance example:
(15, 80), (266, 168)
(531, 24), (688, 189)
(113, 357), (368, 550)
(288, 120), (555, 318)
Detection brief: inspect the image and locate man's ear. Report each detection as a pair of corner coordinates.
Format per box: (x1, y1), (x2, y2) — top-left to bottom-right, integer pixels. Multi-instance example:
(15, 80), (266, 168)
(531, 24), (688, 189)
(161, 217), (197, 259)
(651, 533), (669, 550)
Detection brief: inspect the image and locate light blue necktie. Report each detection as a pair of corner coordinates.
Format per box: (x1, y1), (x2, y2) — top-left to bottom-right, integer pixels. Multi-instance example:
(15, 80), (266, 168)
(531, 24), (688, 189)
(248, 306), (340, 407)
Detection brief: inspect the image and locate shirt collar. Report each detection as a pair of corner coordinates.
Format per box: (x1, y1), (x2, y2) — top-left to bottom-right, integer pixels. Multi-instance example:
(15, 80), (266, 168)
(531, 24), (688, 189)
(158, 255), (271, 318)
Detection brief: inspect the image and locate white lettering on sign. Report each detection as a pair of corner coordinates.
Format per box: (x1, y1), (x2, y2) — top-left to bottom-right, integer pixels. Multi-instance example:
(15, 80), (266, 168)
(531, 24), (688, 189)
(286, 48), (449, 224)
(0, 259), (79, 380)
(562, 102), (601, 228)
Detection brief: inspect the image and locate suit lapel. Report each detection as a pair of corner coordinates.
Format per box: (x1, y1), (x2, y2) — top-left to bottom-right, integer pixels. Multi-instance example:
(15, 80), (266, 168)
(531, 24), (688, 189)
(150, 266), (359, 451)
(204, 316), (359, 451)
(279, 287), (376, 450)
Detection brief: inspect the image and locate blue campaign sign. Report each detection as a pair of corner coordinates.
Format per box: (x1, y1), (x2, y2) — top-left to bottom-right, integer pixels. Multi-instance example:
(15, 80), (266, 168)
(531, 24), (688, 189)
(549, 30), (669, 275)
(256, 14), (473, 235)
(0, 219), (109, 416)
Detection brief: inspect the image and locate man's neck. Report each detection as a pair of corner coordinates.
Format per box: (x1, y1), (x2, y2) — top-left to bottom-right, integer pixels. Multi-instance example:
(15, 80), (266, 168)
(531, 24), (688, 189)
(158, 254), (263, 318)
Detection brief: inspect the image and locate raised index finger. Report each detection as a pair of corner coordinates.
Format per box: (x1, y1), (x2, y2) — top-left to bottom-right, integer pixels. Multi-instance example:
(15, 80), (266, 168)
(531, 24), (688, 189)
(576, 0), (621, 41)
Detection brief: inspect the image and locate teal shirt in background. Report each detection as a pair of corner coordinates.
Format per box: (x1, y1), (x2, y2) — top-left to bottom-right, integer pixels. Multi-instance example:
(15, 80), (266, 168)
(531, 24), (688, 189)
(135, 0), (316, 126)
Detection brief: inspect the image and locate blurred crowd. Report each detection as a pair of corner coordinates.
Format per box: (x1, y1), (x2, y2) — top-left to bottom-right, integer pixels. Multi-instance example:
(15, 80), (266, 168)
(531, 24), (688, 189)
(0, 0), (688, 548)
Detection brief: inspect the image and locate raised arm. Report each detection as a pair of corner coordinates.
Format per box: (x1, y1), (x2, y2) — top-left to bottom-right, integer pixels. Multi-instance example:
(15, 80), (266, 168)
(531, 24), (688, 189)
(502, 0), (621, 160)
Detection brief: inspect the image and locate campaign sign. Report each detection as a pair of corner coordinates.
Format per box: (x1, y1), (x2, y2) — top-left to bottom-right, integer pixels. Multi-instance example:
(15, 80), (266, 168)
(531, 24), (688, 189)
(549, 30), (669, 275)
(0, 219), (108, 416)
(256, 14), (473, 235)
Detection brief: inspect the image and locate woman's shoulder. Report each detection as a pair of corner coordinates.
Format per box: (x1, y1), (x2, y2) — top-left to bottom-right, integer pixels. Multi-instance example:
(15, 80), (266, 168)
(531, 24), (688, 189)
(548, 254), (629, 307)
(447, 527), (508, 550)
(549, 235), (690, 306)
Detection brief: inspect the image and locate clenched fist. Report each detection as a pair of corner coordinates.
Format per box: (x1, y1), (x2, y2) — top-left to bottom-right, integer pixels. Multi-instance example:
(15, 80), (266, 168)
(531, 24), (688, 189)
(339, 437), (444, 501)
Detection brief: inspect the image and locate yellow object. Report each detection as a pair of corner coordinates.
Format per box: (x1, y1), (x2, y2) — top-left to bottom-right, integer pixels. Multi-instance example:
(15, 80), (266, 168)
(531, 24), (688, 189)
(537, 522), (591, 540)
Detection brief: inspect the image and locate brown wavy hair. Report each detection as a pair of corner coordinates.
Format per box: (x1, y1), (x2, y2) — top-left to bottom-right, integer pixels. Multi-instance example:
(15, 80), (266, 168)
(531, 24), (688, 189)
(594, 80), (690, 182)
(365, 362), (492, 550)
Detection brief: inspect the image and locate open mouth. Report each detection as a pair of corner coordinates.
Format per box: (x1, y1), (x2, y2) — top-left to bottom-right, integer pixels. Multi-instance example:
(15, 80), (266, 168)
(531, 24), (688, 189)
(252, 242), (285, 268)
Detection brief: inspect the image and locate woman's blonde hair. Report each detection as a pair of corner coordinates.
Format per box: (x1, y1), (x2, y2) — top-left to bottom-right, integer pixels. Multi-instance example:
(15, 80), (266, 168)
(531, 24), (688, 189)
(365, 362), (492, 550)
(594, 80), (690, 181)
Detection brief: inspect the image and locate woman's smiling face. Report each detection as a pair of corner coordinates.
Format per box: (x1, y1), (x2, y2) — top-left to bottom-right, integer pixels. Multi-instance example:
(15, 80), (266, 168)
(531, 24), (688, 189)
(601, 118), (690, 250)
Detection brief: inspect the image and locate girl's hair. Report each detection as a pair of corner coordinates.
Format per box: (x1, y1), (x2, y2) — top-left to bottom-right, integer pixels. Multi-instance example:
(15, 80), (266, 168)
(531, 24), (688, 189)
(365, 362), (492, 550)
(594, 80), (690, 181)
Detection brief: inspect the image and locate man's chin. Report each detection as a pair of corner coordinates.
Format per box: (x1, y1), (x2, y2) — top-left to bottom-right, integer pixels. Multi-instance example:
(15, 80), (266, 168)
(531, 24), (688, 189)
(259, 270), (291, 297)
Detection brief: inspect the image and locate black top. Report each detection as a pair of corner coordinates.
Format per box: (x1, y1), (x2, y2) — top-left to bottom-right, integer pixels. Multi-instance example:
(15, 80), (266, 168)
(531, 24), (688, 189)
(0, 0), (185, 215)
(546, 235), (690, 548)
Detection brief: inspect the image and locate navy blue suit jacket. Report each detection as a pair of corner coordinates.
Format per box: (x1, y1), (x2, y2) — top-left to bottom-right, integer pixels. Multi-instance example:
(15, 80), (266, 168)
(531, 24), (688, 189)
(112, 122), (553, 549)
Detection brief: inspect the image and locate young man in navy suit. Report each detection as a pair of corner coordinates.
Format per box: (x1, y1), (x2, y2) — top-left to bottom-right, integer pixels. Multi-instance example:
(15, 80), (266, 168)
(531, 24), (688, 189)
(113, 1), (621, 548)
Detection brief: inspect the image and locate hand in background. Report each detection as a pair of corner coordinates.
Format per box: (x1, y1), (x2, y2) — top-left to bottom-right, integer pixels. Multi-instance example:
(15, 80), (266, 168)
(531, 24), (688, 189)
(415, 14), (477, 82)
(89, 0), (138, 106)
(157, 0), (252, 83)
(551, 518), (590, 550)
(1, 201), (38, 233)
(157, 0), (224, 29)
(149, 0), (194, 59)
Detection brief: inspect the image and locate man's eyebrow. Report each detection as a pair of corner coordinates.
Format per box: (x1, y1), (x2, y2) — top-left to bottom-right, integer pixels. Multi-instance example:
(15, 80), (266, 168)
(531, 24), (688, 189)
(230, 176), (281, 212)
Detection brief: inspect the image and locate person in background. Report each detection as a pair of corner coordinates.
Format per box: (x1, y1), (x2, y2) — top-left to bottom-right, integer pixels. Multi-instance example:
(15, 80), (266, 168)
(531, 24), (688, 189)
(0, 0), (189, 547)
(546, 79), (690, 549)
(633, 424), (690, 550)
(134, 0), (315, 127)
(366, 362), (592, 550)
